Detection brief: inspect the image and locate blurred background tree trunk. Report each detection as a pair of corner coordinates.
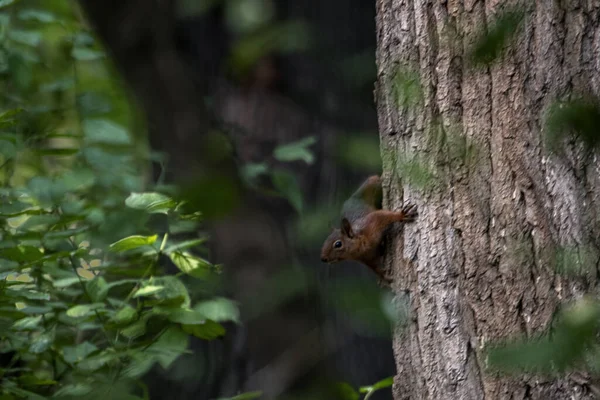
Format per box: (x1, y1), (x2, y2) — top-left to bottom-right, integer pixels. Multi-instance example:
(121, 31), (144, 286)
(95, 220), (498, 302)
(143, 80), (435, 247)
(375, 1), (600, 399)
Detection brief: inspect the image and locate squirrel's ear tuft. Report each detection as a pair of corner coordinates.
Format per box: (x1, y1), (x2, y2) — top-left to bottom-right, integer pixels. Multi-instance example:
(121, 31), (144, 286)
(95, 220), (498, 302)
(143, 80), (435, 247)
(341, 218), (354, 238)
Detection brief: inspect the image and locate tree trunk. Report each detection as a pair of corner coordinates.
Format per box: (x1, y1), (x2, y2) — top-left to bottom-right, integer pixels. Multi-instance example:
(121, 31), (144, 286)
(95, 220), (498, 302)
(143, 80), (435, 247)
(375, 1), (600, 399)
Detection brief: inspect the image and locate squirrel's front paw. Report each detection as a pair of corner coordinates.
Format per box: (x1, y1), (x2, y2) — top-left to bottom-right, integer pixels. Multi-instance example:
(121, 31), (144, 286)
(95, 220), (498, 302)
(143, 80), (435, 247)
(401, 203), (418, 221)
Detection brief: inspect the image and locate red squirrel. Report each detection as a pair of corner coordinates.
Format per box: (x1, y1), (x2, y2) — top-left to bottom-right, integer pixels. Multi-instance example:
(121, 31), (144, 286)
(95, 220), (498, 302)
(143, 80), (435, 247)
(320, 175), (417, 282)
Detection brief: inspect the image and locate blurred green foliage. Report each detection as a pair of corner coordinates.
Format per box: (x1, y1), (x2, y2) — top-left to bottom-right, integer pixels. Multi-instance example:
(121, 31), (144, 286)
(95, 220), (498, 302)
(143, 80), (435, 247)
(394, 153), (437, 192)
(0, 1), (244, 398)
(335, 376), (393, 400)
(241, 135), (318, 214)
(544, 95), (600, 154)
(552, 245), (598, 278)
(391, 66), (423, 109)
(487, 298), (600, 374)
(469, 4), (527, 66)
(335, 133), (382, 171)
(0, 2), (400, 399)
(229, 20), (311, 79)
(183, 0), (311, 80)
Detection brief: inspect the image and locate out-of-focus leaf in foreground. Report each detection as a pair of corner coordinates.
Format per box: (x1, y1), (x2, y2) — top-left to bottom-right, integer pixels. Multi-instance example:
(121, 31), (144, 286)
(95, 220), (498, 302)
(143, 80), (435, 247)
(544, 95), (600, 153)
(469, 5), (527, 66)
(487, 298), (600, 374)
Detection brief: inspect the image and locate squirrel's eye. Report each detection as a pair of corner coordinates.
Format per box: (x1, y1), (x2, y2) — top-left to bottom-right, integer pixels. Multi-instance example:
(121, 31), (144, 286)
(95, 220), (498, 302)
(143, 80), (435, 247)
(333, 240), (342, 249)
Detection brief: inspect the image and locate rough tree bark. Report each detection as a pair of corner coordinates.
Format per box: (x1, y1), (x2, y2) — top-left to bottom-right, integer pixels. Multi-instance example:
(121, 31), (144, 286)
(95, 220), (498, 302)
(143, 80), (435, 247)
(375, 1), (600, 399)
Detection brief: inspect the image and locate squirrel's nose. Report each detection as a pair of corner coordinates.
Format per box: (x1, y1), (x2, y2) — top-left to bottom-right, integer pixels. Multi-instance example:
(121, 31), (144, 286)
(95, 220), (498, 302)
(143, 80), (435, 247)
(321, 256), (328, 263)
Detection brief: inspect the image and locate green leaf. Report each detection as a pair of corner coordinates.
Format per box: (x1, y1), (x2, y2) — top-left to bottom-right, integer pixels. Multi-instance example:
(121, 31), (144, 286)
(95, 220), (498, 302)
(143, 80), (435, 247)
(17, 214), (60, 231)
(73, 32), (94, 46)
(125, 192), (176, 214)
(194, 297), (240, 324)
(44, 228), (89, 245)
(163, 238), (207, 254)
(6, 289), (50, 301)
(62, 342), (98, 364)
(133, 285), (164, 298)
(121, 319), (146, 339)
(39, 77), (74, 92)
(3, 387), (46, 400)
(111, 306), (137, 324)
(0, 305), (25, 319)
(271, 169), (303, 213)
(77, 91), (112, 116)
(359, 376), (394, 393)
(29, 332), (53, 354)
(0, 202), (39, 217)
(0, 245), (43, 262)
(335, 383), (359, 400)
(487, 298), (600, 373)
(0, 257), (18, 270)
(18, 9), (57, 23)
(82, 148), (132, 181)
(77, 351), (117, 371)
(122, 353), (155, 379)
(105, 278), (139, 290)
(19, 305), (52, 314)
(86, 277), (108, 302)
(8, 52), (33, 90)
(141, 276), (190, 307)
(56, 168), (96, 192)
(147, 326), (189, 369)
(27, 176), (66, 205)
(0, 0), (20, 9)
(83, 118), (131, 145)
(9, 29), (41, 46)
(53, 383), (93, 397)
(241, 162), (269, 184)
(544, 96), (600, 152)
(12, 315), (42, 330)
(0, 108), (23, 122)
(36, 147), (79, 157)
(109, 234), (157, 252)
(181, 320), (226, 340)
(71, 47), (105, 61)
(166, 308), (206, 325)
(17, 375), (57, 387)
(66, 303), (103, 318)
(169, 251), (212, 278)
(52, 276), (81, 288)
(0, 139), (16, 158)
(273, 136), (317, 164)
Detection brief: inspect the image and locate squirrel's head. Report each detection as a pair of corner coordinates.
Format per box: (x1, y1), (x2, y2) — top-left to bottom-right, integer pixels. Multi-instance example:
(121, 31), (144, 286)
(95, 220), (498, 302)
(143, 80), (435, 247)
(320, 218), (356, 264)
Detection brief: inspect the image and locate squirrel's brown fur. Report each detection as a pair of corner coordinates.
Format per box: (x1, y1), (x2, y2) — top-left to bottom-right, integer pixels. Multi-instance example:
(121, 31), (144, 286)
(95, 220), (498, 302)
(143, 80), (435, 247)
(320, 175), (417, 283)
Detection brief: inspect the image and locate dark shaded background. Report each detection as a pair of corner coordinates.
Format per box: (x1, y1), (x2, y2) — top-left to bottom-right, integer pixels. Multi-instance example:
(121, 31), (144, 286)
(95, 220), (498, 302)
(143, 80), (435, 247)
(78, 0), (395, 398)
